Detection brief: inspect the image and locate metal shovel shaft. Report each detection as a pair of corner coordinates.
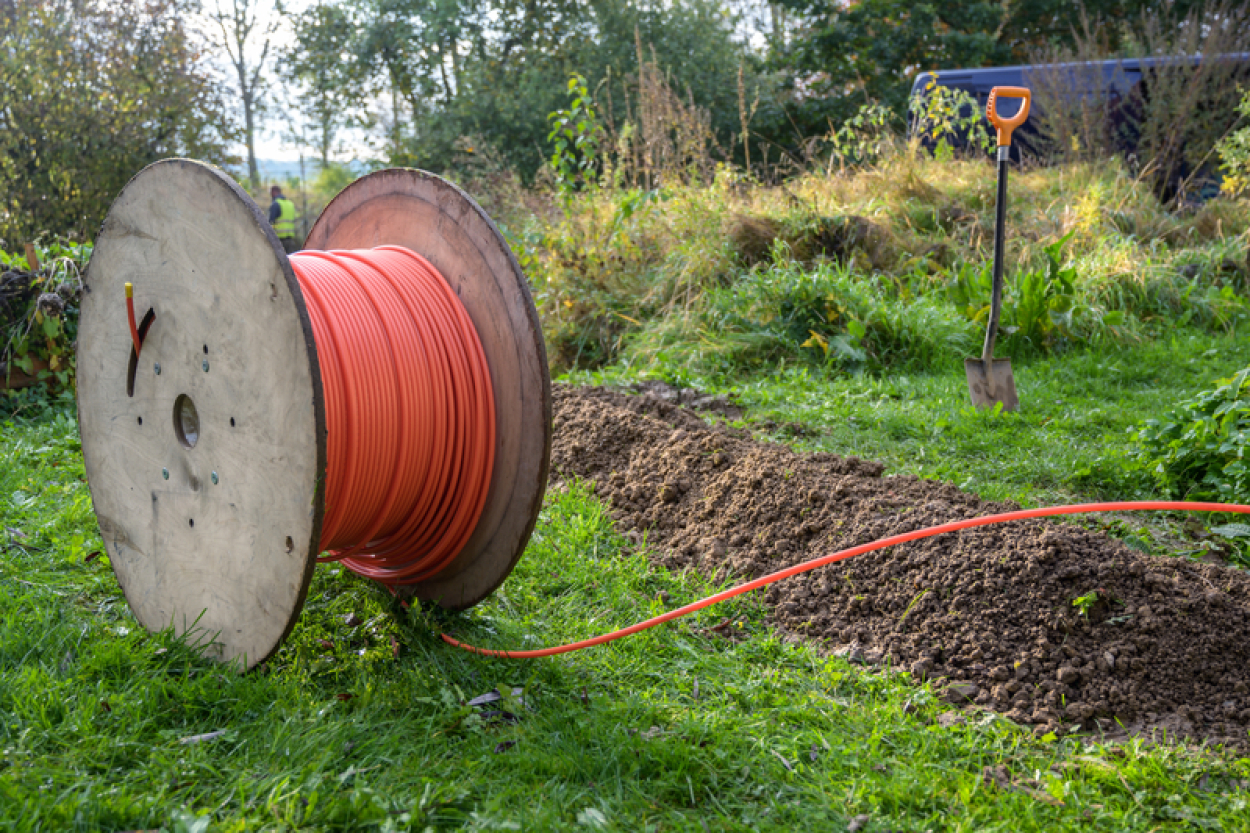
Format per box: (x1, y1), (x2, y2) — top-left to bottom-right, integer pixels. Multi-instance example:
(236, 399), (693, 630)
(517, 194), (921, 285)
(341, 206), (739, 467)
(983, 147), (1010, 365)
(964, 144), (1019, 412)
(966, 86), (1028, 412)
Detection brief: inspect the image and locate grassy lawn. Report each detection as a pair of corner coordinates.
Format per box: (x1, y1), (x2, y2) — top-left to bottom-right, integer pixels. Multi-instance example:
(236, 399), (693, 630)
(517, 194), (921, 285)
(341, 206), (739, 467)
(4, 334), (1250, 830)
(3, 156), (1250, 829)
(584, 329), (1248, 506)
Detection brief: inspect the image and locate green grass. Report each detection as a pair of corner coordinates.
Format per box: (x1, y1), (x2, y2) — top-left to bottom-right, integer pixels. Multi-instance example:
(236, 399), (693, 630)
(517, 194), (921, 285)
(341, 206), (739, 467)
(658, 330), (1246, 505)
(3, 155), (1249, 828)
(3, 398), (1250, 831)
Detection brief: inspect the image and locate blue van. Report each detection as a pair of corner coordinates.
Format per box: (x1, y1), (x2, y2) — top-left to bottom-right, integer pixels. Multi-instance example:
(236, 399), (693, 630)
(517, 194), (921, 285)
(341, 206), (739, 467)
(908, 53), (1250, 166)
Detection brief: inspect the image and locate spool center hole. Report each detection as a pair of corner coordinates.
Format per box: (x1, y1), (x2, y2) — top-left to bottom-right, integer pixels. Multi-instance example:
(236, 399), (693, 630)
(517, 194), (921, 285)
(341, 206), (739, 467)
(173, 394), (200, 449)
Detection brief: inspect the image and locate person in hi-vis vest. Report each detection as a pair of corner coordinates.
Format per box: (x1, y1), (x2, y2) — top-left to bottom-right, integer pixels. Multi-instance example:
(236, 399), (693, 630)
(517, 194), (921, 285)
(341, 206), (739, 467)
(268, 185), (301, 254)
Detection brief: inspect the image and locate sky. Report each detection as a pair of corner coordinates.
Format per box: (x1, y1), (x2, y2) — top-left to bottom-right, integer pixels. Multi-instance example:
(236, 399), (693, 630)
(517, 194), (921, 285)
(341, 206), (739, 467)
(199, 0), (333, 165)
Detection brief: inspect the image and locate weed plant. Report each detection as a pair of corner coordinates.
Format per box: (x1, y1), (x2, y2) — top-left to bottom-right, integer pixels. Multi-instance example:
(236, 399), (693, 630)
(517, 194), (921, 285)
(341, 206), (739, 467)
(1, 240), (90, 393)
(627, 256), (978, 376)
(1133, 367), (1250, 549)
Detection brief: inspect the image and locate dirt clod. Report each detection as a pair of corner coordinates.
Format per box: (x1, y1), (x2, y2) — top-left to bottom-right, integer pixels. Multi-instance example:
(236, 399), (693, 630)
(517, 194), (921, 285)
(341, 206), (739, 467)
(551, 384), (1250, 752)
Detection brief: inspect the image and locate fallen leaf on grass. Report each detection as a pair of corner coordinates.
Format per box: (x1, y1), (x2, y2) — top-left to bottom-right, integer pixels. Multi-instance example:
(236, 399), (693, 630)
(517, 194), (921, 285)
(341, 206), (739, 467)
(847, 814), (870, 832)
(344, 613), (362, 627)
(770, 750), (793, 772)
(467, 687), (525, 707)
(100, 700), (111, 713)
(1014, 783), (1064, 807)
(390, 635), (400, 658)
(576, 807), (608, 828)
(936, 711), (965, 728)
(494, 740), (516, 754)
(335, 693), (353, 701)
(468, 689), (504, 706)
(178, 730), (225, 745)
(84, 550), (100, 563)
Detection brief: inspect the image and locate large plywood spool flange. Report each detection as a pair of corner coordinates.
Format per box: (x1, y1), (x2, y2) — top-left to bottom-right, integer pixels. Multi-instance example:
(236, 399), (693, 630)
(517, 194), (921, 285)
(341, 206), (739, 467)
(78, 159), (325, 669)
(305, 169), (552, 610)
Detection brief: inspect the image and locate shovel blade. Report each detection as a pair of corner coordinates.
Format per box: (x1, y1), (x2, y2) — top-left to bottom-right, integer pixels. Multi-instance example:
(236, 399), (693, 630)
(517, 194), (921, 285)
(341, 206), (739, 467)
(964, 357), (1018, 411)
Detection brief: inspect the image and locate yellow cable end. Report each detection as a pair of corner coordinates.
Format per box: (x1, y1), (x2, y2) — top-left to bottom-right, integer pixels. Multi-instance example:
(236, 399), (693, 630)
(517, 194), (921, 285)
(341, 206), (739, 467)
(125, 282), (133, 298)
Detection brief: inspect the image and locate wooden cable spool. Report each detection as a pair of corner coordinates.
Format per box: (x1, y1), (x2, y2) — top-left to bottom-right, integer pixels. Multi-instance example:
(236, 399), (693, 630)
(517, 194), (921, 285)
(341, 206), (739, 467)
(76, 159), (551, 669)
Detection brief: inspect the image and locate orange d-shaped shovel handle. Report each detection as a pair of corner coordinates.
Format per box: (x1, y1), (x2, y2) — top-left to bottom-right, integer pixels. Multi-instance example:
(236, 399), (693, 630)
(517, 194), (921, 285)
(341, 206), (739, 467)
(986, 87), (1031, 147)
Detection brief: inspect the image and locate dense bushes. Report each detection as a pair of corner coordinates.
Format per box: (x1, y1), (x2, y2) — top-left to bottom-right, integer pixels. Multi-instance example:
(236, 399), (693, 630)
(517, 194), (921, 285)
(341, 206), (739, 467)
(1134, 368), (1250, 501)
(0, 241), (88, 407)
(0, 1), (233, 245)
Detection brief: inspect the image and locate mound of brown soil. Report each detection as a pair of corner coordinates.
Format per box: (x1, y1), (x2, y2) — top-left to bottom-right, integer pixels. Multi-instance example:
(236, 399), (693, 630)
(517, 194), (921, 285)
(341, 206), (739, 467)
(551, 384), (1250, 752)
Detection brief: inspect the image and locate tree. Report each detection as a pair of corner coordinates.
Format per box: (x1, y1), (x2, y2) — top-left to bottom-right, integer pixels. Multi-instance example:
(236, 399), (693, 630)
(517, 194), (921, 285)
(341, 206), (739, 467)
(774, 0), (1009, 129)
(324, 0), (755, 177)
(281, 2), (370, 168)
(772, 0), (1218, 134)
(206, 0), (279, 189)
(0, 0), (233, 243)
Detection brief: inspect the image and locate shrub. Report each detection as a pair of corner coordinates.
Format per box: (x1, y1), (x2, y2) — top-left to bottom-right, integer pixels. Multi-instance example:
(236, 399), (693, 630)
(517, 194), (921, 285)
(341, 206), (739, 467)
(1132, 367), (1250, 501)
(0, 0), (233, 243)
(1, 240), (88, 397)
(945, 233), (1087, 355)
(1216, 89), (1250, 197)
(826, 102), (900, 171)
(907, 76), (993, 161)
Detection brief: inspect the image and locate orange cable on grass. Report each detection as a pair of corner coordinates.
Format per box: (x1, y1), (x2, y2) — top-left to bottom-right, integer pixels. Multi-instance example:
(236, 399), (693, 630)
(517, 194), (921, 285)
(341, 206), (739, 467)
(289, 246), (495, 586)
(442, 501), (1250, 658)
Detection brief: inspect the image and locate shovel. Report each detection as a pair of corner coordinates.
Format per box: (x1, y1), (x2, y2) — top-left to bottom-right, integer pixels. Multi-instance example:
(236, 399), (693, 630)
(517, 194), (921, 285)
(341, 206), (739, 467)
(965, 86), (1031, 412)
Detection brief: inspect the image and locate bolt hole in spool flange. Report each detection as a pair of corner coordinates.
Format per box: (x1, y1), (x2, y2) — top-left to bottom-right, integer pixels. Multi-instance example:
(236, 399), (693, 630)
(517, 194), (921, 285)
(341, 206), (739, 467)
(77, 160), (551, 669)
(173, 394), (199, 449)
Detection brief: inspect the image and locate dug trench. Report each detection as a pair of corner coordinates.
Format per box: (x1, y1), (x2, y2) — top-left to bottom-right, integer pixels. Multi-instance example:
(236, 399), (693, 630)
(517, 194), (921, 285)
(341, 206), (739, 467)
(549, 383), (1250, 753)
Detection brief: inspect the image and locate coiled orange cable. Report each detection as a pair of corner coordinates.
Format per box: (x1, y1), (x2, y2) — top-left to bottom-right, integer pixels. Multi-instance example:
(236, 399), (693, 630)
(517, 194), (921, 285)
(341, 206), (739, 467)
(289, 246), (495, 586)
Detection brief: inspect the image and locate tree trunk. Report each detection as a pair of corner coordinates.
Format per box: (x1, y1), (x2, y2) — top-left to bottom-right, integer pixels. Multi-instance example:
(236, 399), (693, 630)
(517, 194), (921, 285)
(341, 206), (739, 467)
(243, 89), (259, 189)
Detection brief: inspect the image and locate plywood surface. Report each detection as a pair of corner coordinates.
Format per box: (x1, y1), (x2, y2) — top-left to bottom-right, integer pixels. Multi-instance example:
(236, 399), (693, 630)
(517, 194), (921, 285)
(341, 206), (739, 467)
(77, 160), (324, 669)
